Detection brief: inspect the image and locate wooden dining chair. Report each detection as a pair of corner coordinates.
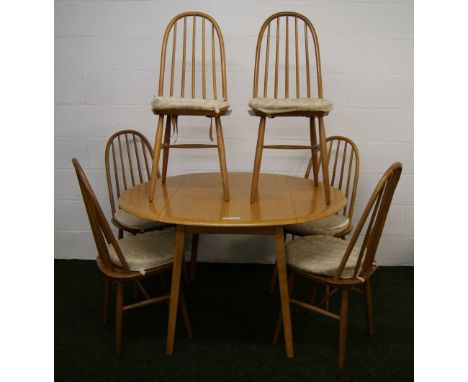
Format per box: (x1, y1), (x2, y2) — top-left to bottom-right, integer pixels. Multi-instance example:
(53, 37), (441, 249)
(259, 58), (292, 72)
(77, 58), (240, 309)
(269, 136), (360, 293)
(249, 12), (333, 204)
(105, 130), (171, 238)
(72, 158), (193, 355)
(148, 12), (230, 203)
(105, 129), (196, 285)
(273, 162), (402, 368)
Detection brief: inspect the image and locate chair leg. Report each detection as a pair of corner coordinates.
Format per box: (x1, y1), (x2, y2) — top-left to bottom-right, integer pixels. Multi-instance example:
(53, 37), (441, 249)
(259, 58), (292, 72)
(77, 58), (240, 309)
(215, 117), (230, 202)
(338, 288), (349, 369)
(103, 277), (110, 323)
(178, 287), (194, 339)
(115, 282), (124, 356)
(306, 117), (319, 186)
(318, 117), (331, 204)
(364, 280), (374, 336)
(149, 115), (165, 202)
(273, 271), (295, 344)
(189, 234), (200, 281)
(161, 115), (172, 184)
(250, 117), (266, 203)
(118, 229), (123, 239)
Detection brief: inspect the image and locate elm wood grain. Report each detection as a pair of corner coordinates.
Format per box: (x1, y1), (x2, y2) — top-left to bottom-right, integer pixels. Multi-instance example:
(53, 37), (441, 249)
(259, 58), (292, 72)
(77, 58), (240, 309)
(161, 117), (172, 184)
(166, 225), (186, 355)
(149, 116), (165, 202)
(121, 173), (346, 228)
(119, 172), (346, 358)
(149, 12), (230, 203)
(215, 117), (230, 202)
(275, 162), (402, 368)
(250, 117), (266, 203)
(249, 12), (332, 204)
(73, 159), (193, 356)
(274, 227), (294, 357)
(309, 118), (319, 186)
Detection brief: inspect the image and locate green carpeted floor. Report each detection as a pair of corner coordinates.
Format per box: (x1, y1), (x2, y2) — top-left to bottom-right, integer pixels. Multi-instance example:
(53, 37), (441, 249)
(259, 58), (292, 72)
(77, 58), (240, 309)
(55, 260), (413, 381)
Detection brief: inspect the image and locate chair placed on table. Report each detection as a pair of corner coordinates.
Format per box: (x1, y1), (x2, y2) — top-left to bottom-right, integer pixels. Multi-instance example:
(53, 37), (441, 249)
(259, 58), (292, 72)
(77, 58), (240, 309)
(72, 158), (193, 355)
(105, 130), (171, 238)
(273, 162), (402, 368)
(269, 136), (360, 293)
(249, 12), (333, 204)
(148, 11), (230, 203)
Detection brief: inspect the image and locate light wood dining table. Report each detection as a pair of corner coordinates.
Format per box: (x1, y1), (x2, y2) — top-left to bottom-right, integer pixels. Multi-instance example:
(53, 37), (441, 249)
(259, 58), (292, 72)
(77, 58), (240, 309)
(119, 172), (347, 358)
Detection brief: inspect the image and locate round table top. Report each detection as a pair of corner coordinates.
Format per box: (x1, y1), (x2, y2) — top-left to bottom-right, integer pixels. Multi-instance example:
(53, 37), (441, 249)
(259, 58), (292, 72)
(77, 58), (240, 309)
(119, 172), (347, 228)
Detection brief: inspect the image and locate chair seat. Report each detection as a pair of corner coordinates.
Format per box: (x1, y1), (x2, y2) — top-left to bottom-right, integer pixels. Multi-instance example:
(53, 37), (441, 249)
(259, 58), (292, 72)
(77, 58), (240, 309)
(286, 235), (361, 279)
(286, 215), (349, 236)
(151, 96), (230, 114)
(114, 209), (170, 232)
(108, 230), (175, 272)
(249, 97), (333, 115)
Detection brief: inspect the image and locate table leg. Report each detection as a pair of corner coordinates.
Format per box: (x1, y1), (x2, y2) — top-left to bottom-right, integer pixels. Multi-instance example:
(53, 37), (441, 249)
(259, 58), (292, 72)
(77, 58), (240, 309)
(274, 226), (294, 358)
(166, 224), (185, 355)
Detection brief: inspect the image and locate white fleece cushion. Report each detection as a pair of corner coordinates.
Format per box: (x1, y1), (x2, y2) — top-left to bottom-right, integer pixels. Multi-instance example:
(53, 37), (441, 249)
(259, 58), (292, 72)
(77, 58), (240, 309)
(114, 209), (170, 232)
(108, 230), (175, 272)
(249, 97), (333, 115)
(285, 215), (349, 236)
(286, 235), (361, 279)
(151, 96), (229, 114)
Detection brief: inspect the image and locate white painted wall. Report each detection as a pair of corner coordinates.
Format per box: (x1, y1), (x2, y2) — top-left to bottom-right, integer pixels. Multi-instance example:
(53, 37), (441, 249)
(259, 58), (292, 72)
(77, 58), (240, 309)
(54, 0), (413, 265)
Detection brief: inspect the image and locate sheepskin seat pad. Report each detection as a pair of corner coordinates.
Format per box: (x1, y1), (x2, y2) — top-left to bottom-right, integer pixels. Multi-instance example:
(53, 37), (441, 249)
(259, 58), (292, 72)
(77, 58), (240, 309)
(108, 230), (175, 272)
(286, 215), (349, 236)
(151, 96), (230, 114)
(249, 97), (333, 115)
(286, 235), (361, 279)
(114, 209), (170, 232)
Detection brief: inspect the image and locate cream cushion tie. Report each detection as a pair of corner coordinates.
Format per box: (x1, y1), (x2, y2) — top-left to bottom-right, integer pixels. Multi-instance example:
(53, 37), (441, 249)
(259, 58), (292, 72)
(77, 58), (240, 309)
(249, 97), (333, 115)
(114, 209), (170, 232)
(286, 215), (349, 236)
(151, 96), (230, 114)
(286, 235), (361, 279)
(108, 230), (175, 272)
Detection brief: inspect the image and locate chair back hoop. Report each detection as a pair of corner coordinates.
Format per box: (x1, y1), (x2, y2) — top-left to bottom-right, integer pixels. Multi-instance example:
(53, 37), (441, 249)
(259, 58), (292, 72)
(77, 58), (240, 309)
(308, 136), (360, 221)
(105, 130), (154, 216)
(158, 12), (227, 101)
(333, 162), (403, 280)
(253, 12), (323, 99)
(72, 158), (130, 272)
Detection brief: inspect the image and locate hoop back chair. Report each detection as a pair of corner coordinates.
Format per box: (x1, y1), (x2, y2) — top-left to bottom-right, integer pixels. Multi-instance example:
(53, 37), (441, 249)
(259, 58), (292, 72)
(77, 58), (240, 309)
(268, 136), (360, 293)
(105, 130), (170, 238)
(290, 135), (360, 237)
(249, 12), (333, 204)
(273, 162), (402, 368)
(72, 158), (193, 355)
(149, 12), (230, 202)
